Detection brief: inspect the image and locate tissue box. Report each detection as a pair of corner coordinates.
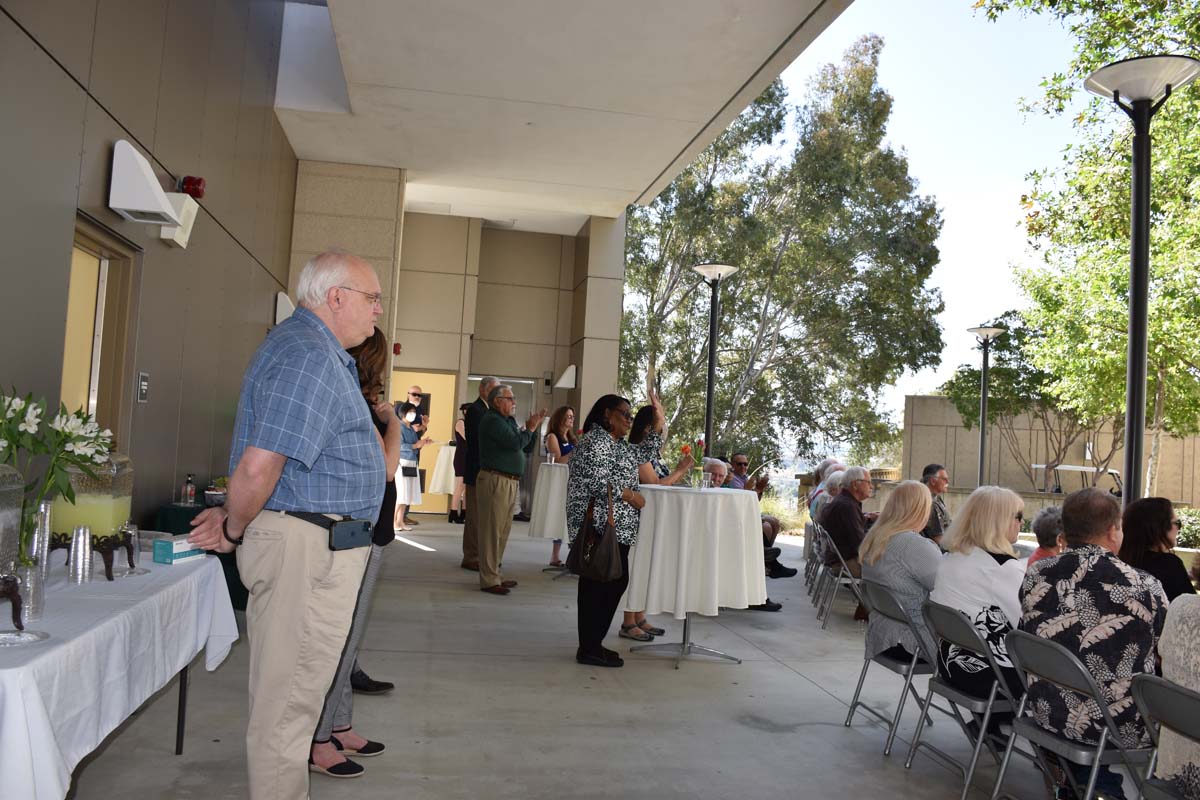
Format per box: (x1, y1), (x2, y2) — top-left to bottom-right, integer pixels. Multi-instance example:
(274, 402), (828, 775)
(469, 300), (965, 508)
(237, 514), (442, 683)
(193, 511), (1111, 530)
(153, 534), (206, 564)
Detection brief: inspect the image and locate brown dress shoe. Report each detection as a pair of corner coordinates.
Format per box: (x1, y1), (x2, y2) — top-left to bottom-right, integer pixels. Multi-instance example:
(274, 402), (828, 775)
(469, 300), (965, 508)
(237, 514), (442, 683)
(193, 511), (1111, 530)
(461, 561), (479, 571)
(480, 584), (510, 595)
(501, 579), (518, 588)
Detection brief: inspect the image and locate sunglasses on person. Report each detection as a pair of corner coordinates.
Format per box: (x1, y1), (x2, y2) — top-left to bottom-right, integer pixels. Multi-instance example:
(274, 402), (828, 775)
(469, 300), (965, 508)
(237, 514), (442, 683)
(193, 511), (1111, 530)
(1015, 511), (1024, 522)
(732, 460), (749, 467)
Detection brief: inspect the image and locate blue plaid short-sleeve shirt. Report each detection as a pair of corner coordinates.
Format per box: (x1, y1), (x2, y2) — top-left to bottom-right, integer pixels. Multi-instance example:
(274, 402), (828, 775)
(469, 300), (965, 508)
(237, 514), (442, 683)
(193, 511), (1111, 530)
(229, 306), (385, 522)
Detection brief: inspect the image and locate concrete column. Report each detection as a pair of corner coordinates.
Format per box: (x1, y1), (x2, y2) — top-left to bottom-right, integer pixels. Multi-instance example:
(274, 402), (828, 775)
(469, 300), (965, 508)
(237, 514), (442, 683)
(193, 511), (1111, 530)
(569, 213), (625, 413)
(288, 160), (407, 396)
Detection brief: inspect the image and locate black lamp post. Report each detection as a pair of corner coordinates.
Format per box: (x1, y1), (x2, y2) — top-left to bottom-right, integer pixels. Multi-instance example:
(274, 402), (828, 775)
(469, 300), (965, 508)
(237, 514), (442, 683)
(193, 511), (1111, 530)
(1084, 55), (1200, 503)
(968, 325), (1005, 487)
(692, 263), (738, 457)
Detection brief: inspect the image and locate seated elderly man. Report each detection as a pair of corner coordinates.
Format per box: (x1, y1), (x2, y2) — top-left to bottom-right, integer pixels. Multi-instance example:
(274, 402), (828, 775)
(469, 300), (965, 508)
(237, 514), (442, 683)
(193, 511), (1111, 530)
(727, 452), (797, 580)
(1019, 488), (1168, 799)
(702, 458), (784, 612)
(819, 465), (873, 577)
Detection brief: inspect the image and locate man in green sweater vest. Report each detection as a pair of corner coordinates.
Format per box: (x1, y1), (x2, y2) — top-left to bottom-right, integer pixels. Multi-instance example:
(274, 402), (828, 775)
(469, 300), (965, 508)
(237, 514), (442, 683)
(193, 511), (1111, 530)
(477, 384), (546, 594)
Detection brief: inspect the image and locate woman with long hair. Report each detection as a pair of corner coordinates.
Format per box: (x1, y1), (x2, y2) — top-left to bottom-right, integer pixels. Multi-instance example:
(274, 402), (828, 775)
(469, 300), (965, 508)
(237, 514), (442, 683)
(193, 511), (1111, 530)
(543, 405), (579, 566)
(860, 480), (940, 662)
(309, 327), (399, 777)
(1120, 497), (1196, 601)
(930, 486), (1027, 703)
(616, 405), (695, 641)
(565, 392), (664, 667)
(449, 403), (470, 524)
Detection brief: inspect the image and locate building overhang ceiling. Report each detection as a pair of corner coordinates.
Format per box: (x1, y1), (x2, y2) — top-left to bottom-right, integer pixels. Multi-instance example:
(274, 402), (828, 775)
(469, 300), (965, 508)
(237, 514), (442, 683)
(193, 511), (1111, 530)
(276, 0), (851, 235)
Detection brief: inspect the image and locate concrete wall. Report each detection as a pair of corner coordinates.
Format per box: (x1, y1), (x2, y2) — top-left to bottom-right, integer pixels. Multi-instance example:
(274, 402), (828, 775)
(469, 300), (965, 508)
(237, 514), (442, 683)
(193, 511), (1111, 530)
(902, 394), (1200, 504)
(0, 1), (297, 525)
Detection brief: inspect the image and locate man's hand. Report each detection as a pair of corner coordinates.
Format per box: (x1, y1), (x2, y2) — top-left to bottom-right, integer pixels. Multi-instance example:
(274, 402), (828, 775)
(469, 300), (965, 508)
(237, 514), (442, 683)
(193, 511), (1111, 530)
(188, 507), (237, 553)
(525, 408), (548, 431)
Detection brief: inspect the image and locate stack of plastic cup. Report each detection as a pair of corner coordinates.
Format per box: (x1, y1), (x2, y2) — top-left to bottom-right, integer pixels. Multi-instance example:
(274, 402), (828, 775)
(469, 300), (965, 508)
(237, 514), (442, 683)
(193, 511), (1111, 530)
(69, 526), (93, 584)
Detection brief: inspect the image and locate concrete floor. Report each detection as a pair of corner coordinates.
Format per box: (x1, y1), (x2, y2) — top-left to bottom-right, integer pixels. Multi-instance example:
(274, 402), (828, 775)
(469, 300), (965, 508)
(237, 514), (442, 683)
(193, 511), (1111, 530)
(68, 519), (1053, 800)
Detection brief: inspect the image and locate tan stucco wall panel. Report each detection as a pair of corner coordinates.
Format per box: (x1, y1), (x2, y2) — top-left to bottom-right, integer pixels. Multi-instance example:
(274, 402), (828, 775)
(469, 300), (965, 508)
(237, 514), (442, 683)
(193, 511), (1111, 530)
(394, 329), (463, 371)
(399, 212), (471, 274)
(294, 173), (401, 220)
(292, 212), (397, 260)
(479, 228), (562, 288)
(474, 284), (559, 345)
(394, 271), (468, 334)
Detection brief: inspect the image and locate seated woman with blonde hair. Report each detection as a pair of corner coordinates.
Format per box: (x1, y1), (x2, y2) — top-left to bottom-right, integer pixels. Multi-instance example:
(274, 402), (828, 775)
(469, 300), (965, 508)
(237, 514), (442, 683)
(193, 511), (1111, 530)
(930, 485), (1027, 702)
(860, 480), (941, 663)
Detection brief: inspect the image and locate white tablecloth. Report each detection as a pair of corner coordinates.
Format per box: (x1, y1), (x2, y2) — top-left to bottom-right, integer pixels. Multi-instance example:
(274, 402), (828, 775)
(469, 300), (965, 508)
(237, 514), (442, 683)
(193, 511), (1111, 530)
(528, 462), (569, 540)
(427, 443), (457, 495)
(0, 555), (238, 800)
(625, 485), (767, 619)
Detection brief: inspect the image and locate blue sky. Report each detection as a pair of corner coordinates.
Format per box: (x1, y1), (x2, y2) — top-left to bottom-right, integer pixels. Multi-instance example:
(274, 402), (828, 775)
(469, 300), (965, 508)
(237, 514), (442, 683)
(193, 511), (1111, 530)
(779, 0), (1083, 422)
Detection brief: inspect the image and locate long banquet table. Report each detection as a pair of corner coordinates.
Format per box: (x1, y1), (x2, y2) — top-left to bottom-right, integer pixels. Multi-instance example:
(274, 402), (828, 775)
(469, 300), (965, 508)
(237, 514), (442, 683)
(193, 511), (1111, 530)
(0, 555), (238, 799)
(625, 484), (767, 619)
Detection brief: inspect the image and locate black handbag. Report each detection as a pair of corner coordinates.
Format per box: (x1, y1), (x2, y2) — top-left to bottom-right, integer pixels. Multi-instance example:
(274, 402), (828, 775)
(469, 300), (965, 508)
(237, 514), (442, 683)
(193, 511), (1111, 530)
(567, 485), (622, 582)
(400, 465), (418, 478)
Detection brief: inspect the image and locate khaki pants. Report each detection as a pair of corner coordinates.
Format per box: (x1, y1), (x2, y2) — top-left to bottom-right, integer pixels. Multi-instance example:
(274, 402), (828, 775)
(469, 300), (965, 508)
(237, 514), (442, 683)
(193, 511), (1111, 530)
(236, 511), (369, 800)
(476, 470), (518, 588)
(462, 484), (479, 566)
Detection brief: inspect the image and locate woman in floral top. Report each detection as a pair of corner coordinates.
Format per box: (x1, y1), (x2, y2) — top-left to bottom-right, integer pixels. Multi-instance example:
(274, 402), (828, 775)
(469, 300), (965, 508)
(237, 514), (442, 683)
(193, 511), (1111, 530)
(567, 393), (663, 667)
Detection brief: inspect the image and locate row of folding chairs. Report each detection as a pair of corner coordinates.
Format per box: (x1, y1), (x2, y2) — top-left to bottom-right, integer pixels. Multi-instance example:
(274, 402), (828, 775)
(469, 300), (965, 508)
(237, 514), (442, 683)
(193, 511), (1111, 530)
(803, 521), (863, 629)
(843, 578), (1200, 800)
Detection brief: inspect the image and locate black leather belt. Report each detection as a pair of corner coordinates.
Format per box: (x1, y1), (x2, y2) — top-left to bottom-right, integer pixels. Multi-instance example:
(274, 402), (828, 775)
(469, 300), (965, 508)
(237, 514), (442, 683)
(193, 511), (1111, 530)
(274, 510), (351, 529)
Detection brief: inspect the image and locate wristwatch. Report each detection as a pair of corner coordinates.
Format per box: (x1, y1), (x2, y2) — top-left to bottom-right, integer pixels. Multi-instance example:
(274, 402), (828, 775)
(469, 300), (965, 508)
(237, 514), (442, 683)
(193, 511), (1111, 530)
(222, 517), (244, 546)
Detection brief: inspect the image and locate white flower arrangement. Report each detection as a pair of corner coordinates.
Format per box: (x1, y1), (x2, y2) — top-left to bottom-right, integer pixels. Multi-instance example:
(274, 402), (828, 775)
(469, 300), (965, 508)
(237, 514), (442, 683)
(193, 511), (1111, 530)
(0, 392), (113, 562)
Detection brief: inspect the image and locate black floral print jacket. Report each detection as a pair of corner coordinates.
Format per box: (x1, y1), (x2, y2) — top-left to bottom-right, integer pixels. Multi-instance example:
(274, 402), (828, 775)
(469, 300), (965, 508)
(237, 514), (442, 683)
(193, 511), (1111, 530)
(566, 427), (662, 547)
(1018, 544), (1168, 749)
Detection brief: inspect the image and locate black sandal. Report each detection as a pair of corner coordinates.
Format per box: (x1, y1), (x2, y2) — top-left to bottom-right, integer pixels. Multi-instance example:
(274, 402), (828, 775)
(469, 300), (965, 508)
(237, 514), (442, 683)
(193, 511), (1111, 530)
(637, 619), (666, 637)
(619, 622), (653, 641)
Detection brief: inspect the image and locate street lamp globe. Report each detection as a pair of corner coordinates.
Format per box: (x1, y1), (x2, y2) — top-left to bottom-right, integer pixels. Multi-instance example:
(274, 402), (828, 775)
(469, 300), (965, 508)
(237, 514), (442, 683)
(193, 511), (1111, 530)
(967, 325), (1005, 342)
(692, 263), (738, 282)
(1085, 55), (1200, 104)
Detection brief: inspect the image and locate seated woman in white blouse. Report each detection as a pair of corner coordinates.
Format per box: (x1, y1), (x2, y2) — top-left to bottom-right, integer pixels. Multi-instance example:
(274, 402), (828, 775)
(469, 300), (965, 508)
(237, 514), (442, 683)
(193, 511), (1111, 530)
(930, 486), (1027, 702)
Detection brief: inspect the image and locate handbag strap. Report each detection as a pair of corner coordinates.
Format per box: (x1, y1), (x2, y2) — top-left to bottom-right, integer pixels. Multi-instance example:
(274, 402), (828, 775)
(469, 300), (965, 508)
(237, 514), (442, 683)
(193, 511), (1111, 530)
(606, 484), (615, 526)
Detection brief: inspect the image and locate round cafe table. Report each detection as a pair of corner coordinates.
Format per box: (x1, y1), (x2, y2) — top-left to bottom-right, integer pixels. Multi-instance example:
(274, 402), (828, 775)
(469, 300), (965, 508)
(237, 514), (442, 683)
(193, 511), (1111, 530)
(528, 462), (569, 540)
(623, 484), (767, 667)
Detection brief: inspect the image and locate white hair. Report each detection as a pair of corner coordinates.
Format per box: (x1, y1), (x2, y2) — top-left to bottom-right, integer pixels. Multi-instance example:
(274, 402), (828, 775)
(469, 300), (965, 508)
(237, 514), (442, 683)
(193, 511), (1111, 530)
(842, 466), (870, 485)
(296, 249), (355, 309)
(825, 469), (847, 490)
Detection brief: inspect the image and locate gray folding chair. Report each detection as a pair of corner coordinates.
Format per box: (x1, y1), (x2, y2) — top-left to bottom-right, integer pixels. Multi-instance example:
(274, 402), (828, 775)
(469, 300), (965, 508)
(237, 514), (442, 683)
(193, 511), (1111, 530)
(845, 579), (935, 755)
(1132, 673), (1200, 800)
(816, 526), (864, 629)
(989, 630), (1152, 800)
(908, 601), (1024, 799)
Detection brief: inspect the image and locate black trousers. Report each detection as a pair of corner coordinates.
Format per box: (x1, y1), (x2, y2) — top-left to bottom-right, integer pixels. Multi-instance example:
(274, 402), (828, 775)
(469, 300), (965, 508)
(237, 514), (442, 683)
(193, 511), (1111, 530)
(576, 543), (630, 654)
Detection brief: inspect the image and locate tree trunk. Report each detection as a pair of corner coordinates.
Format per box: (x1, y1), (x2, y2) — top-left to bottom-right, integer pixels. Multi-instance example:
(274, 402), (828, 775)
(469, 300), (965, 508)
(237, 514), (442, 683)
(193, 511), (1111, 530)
(1145, 368), (1166, 497)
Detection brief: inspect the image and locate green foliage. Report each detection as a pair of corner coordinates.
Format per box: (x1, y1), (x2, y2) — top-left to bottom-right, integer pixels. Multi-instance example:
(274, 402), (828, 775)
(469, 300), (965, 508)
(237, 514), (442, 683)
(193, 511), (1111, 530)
(846, 424), (902, 469)
(621, 36), (944, 468)
(1177, 507), (1200, 550)
(979, 0), (1200, 494)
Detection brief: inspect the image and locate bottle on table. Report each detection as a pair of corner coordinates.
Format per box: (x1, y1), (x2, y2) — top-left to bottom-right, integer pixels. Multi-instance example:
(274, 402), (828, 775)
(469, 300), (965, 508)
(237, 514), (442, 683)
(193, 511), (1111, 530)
(182, 474), (196, 506)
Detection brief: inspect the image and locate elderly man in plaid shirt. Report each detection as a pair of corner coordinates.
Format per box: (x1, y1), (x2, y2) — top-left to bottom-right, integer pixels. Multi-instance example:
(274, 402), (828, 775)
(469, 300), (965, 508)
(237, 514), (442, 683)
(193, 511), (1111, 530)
(189, 249), (387, 799)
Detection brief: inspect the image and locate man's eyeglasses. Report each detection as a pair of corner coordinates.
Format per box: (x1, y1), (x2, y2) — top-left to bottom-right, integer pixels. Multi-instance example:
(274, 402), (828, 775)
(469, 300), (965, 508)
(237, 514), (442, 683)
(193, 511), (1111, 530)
(338, 286), (383, 305)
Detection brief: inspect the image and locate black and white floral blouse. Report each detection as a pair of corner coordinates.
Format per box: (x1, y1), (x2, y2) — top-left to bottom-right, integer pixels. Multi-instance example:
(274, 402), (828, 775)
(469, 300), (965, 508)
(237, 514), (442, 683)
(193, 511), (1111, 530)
(566, 426), (662, 547)
(1018, 544), (1168, 749)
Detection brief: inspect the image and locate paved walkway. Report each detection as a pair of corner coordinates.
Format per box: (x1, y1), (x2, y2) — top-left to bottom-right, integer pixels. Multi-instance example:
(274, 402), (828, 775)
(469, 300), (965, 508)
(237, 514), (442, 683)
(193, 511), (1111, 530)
(69, 519), (1049, 799)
